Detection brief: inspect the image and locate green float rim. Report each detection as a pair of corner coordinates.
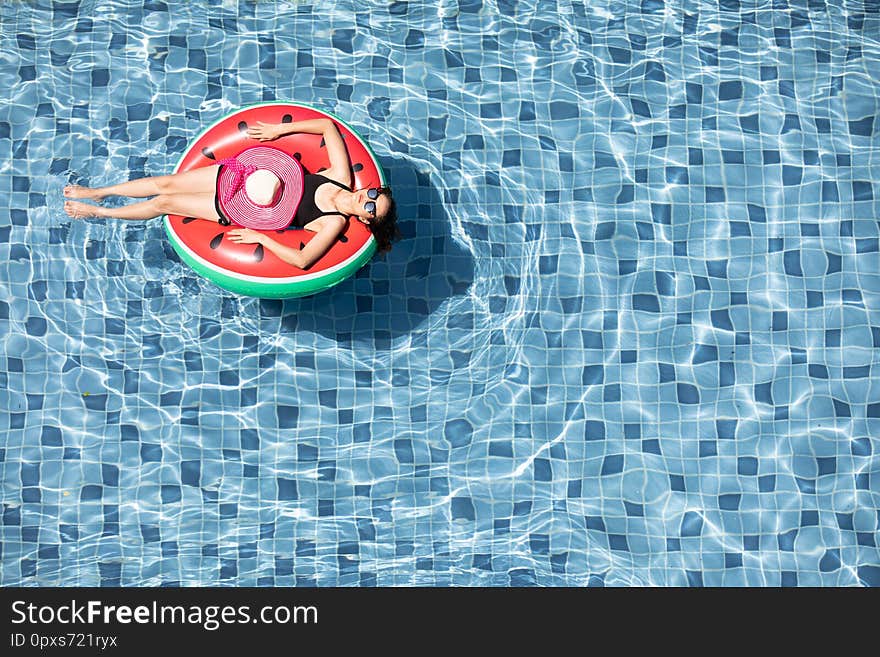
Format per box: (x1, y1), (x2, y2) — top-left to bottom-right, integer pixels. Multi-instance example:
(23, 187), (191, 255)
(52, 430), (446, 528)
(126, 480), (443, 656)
(163, 101), (383, 298)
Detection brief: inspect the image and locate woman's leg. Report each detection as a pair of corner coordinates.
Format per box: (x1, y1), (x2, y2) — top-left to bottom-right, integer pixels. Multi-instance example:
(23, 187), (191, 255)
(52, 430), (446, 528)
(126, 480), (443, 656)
(64, 192), (221, 222)
(64, 165), (221, 200)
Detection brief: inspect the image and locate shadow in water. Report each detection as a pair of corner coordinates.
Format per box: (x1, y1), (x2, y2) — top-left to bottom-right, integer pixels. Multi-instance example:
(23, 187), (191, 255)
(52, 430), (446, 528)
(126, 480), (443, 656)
(254, 154), (475, 346)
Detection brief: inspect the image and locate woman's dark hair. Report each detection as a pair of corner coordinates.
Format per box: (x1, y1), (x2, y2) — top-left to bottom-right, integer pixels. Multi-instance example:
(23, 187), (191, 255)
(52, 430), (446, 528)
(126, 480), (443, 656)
(369, 189), (400, 253)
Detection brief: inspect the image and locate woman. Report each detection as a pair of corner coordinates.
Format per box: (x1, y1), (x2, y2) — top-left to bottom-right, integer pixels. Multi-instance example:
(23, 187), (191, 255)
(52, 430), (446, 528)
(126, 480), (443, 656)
(63, 118), (399, 269)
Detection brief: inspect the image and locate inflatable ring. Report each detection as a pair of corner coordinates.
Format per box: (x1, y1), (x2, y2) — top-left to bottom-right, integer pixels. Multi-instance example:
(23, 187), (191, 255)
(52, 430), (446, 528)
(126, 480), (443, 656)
(163, 101), (382, 298)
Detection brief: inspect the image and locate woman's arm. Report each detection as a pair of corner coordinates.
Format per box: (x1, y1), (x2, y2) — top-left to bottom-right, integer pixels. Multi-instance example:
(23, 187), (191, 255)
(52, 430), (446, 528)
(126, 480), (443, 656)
(249, 118), (330, 139)
(227, 217), (347, 270)
(247, 119), (351, 188)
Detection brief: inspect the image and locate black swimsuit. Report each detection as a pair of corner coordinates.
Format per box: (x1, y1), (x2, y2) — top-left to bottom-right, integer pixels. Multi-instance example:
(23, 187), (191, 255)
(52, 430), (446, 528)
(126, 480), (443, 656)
(293, 174), (351, 227)
(214, 168), (350, 228)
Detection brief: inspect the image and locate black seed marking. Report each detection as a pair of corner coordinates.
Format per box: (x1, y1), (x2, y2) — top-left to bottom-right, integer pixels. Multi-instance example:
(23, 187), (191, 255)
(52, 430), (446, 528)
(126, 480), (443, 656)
(339, 234), (348, 243)
(238, 121), (249, 135)
(210, 233), (224, 249)
(282, 114), (292, 123)
(182, 217), (197, 224)
(352, 163), (363, 172)
(317, 167), (326, 172)
(320, 137), (325, 147)
(253, 244), (264, 262)
(293, 152), (301, 160)
(299, 242), (305, 250)
(202, 147), (216, 160)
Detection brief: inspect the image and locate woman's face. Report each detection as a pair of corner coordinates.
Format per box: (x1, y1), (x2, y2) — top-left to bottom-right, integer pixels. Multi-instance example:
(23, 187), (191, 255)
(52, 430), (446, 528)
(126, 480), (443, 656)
(353, 188), (391, 224)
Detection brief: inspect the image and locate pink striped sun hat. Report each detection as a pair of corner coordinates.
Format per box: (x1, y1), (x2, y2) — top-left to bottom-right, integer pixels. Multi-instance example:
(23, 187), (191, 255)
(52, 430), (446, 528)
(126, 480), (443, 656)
(216, 145), (304, 230)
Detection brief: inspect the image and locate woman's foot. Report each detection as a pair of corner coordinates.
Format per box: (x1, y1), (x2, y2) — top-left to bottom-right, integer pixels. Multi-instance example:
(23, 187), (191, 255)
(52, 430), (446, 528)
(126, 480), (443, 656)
(63, 184), (106, 201)
(63, 200), (105, 219)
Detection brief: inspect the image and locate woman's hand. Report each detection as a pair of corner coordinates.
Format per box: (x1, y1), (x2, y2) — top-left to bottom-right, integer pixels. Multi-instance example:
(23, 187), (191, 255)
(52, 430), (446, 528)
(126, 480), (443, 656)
(227, 228), (265, 245)
(247, 121), (282, 142)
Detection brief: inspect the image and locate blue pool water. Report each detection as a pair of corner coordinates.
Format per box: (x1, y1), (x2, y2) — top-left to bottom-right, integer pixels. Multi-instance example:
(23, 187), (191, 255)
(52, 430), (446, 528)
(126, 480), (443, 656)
(1, 0), (879, 587)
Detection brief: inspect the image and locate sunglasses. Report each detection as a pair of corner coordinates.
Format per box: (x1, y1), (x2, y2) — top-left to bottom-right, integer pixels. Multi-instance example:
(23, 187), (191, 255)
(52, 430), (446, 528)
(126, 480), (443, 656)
(363, 187), (389, 217)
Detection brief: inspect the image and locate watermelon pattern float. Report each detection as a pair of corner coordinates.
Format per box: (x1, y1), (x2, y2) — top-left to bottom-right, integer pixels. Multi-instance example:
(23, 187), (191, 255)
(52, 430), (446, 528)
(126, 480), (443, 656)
(163, 101), (383, 298)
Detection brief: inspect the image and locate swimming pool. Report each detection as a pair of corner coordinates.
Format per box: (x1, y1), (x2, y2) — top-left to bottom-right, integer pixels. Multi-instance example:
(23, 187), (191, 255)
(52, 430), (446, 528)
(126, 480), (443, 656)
(1, 0), (878, 587)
